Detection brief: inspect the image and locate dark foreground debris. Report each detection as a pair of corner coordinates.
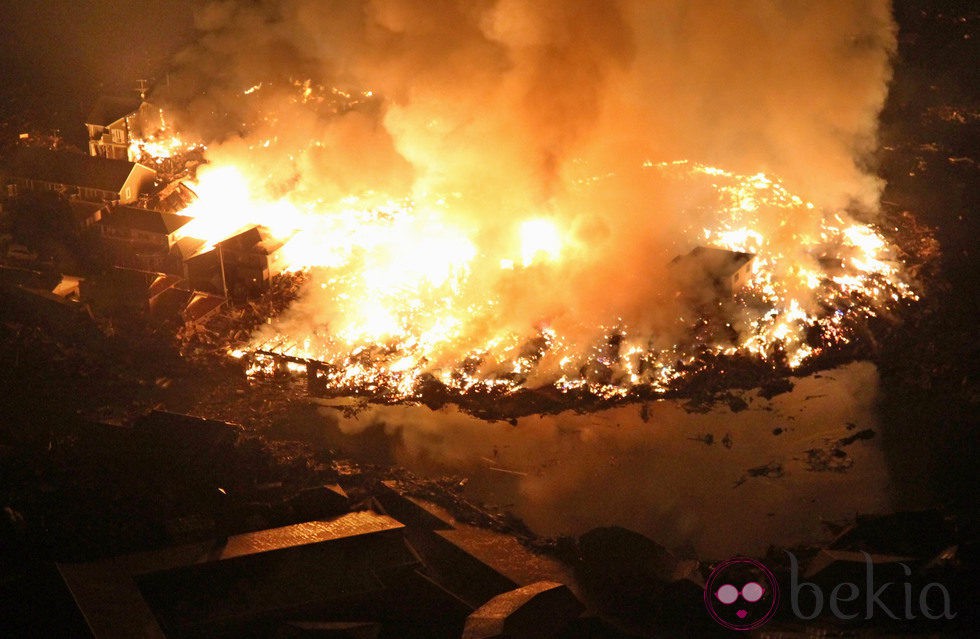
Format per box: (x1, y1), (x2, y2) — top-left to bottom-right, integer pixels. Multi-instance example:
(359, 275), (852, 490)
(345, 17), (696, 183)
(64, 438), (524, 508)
(0, 399), (974, 637)
(462, 582), (584, 639)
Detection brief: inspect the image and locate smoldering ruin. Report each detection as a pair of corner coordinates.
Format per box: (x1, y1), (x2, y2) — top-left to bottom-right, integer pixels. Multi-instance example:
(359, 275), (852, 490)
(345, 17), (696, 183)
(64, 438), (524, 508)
(0, 1), (976, 637)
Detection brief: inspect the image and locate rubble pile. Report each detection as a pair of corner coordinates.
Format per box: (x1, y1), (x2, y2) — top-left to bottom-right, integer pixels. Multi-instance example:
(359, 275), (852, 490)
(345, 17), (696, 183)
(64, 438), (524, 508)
(179, 270), (309, 359)
(373, 475), (540, 542)
(0, 410), (344, 562)
(292, 344), (857, 421)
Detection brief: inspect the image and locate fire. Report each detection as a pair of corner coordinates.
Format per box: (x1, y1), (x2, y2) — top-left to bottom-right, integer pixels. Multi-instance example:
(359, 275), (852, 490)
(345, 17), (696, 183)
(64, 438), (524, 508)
(128, 0), (910, 412)
(519, 218), (563, 267)
(129, 134), (203, 164)
(144, 135), (915, 401)
(177, 166), (259, 246)
(128, 108), (204, 164)
(175, 165), (310, 252)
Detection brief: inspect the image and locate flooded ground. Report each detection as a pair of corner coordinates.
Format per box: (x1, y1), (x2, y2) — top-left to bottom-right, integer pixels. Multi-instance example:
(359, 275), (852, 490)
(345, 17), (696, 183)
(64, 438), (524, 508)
(314, 361), (890, 558)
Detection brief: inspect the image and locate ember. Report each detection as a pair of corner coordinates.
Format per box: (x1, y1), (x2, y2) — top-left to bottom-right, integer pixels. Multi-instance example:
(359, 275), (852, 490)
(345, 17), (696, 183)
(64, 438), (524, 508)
(165, 159), (916, 405)
(0, 1), (975, 637)
(103, 0), (917, 407)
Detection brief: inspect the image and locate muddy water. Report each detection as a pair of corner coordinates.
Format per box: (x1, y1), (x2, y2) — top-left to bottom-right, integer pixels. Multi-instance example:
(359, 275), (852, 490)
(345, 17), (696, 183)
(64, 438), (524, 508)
(316, 361), (889, 558)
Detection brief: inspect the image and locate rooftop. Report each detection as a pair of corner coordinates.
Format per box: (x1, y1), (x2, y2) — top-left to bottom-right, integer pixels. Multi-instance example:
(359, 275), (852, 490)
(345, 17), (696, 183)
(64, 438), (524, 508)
(85, 95), (142, 127)
(57, 511), (407, 639)
(68, 200), (105, 223)
(216, 225), (286, 255)
(184, 293), (225, 323)
(151, 180), (198, 215)
(103, 206), (193, 235)
(1, 147), (152, 193)
(670, 245), (755, 278)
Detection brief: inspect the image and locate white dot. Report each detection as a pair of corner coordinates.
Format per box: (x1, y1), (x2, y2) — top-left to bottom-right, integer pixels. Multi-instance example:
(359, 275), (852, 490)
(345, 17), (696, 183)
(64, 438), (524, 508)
(716, 584), (739, 604)
(743, 582), (765, 602)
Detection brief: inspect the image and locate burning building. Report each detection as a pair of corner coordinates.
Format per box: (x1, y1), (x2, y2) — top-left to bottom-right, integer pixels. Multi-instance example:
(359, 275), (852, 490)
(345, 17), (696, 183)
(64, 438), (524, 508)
(180, 224), (290, 298)
(83, 92), (195, 166)
(213, 224), (290, 296)
(85, 96), (152, 161)
(670, 246), (756, 297)
(107, 0), (914, 400)
(0, 1), (917, 406)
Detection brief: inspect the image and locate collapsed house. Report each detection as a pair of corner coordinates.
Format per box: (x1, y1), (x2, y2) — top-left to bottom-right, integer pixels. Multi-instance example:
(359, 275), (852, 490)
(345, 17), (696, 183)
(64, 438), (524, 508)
(182, 291), (227, 326)
(0, 147), (157, 205)
(1, 263), (84, 301)
(0, 265), (96, 335)
(185, 225), (290, 298)
(215, 225), (290, 293)
(669, 246), (756, 296)
(54, 442), (592, 639)
(81, 266), (224, 326)
(148, 179), (199, 215)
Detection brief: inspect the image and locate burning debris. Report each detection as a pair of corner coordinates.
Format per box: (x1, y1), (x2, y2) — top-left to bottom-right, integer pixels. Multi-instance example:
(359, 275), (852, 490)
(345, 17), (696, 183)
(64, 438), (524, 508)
(165, 161), (915, 414)
(27, 0), (894, 415)
(30, 59), (921, 417)
(0, 0), (976, 636)
(139, 161), (918, 420)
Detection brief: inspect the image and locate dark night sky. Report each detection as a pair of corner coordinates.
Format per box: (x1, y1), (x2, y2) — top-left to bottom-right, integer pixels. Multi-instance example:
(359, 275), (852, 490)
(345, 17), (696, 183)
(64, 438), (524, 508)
(0, 1), (196, 141)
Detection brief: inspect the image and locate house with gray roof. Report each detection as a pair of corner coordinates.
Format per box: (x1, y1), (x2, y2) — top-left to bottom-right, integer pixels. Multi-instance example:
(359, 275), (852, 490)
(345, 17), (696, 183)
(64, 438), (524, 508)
(85, 96), (162, 161)
(0, 147), (157, 204)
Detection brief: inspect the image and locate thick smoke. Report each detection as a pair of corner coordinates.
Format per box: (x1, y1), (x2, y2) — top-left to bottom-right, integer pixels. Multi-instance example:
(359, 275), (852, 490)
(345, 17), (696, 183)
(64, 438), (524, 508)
(158, 0), (898, 369)
(320, 362), (889, 556)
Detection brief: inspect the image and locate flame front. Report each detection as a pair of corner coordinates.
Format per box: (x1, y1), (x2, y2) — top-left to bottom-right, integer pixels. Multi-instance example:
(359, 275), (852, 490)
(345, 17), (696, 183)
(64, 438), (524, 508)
(136, 1), (908, 403)
(154, 141), (915, 400)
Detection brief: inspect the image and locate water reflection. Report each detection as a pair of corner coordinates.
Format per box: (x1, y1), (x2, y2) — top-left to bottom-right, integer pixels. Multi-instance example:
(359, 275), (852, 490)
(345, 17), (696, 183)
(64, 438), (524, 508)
(318, 362), (888, 557)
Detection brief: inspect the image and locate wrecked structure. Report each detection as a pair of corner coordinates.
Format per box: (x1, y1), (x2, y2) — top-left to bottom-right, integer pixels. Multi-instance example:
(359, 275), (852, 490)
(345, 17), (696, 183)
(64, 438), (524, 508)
(84, 95), (161, 162)
(214, 225), (290, 295)
(184, 225), (290, 298)
(148, 179), (199, 215)
(44, 408), (969, 638)
(80, 266), (224, 326)
(670, 245), (756, 296)
(0, 276), (95, 335)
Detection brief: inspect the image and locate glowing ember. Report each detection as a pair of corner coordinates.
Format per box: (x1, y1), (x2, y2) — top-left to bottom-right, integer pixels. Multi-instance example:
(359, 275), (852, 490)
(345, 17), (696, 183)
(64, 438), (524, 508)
(152, 145), (914, 400)
(133, 0), (910, 407)
(128, 108), (205, 164)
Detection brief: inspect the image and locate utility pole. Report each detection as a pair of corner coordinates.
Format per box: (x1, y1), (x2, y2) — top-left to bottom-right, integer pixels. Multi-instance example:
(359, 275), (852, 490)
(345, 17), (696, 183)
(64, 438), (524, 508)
(217, 243), (232, 307)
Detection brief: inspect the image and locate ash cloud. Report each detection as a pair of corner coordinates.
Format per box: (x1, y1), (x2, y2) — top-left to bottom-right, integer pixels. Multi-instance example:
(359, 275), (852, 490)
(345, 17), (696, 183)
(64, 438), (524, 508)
(157, 1), (898, 366)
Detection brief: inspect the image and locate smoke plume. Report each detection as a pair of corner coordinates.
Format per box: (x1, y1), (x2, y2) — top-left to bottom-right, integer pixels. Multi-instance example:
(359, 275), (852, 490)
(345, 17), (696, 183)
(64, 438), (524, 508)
(158, 0), (899, 378)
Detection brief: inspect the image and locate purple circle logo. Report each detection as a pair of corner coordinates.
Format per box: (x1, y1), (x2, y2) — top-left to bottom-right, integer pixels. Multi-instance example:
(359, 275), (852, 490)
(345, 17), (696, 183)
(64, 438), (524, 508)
(704, 556), (779, 631)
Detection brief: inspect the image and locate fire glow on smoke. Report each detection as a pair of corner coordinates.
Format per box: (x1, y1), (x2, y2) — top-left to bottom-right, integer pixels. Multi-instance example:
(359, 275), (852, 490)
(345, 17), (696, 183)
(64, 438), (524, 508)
(172, 158), (915, 398)
(137, 1), (914, 400)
